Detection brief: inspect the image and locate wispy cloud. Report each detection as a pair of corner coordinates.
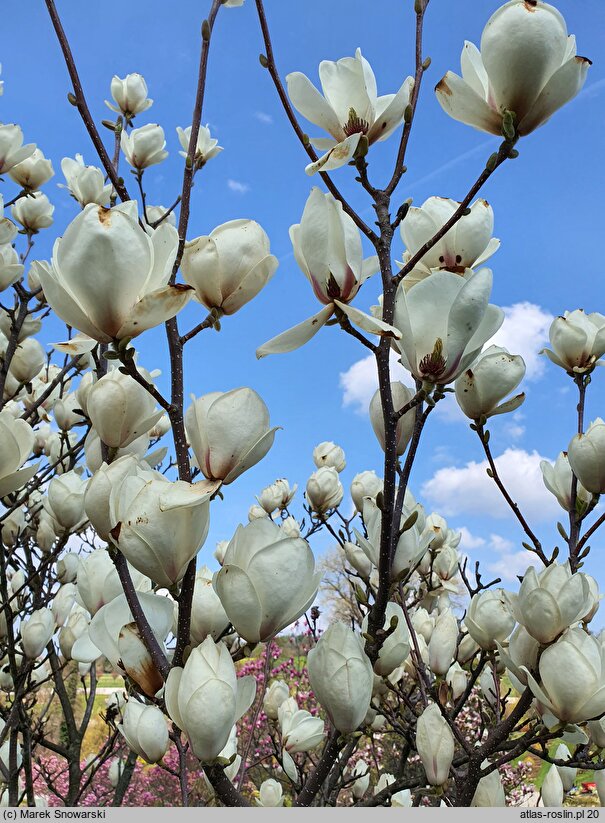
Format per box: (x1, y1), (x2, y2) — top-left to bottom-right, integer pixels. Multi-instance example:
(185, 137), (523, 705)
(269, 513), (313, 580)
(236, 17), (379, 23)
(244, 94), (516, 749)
(254, 111), (273, 125)
(227, 179), (250, 194)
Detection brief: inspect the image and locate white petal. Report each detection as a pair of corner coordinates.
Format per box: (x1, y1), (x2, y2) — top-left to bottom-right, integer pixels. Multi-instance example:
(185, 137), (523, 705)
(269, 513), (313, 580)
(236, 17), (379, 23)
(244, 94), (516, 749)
(256, 305), (334, 358)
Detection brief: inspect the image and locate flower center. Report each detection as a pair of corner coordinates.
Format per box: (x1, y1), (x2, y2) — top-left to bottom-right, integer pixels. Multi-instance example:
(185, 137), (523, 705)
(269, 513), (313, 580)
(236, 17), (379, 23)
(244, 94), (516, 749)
(343, 107), (370, 137)
(419, 338), (447, 380)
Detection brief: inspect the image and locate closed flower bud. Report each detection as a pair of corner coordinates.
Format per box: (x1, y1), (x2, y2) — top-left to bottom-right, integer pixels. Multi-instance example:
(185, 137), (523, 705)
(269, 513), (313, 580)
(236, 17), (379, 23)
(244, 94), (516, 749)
(52, 583), (77, 627)
(554, 743), (576, 792)
(186, 388), (277, 485)
(344, 540), (373, 579)
(59, 608), (88, 660)
(0, 195), (18, 246)
(8, 148), (54, 191)
(306, 466), (343, 513)
(351, 760), (370, 800)
(213, 519), (320, 643)
(541, 764), (564, 808)
(106, 73), (153, 119)
(370, 382), (416, 456)
(350, 470), (382, 513)
(87, 367), (163, 448)
(11, 192), (54, 232)
(165, 637), (256, 762)
(362, 602), (411, 676)
(118, 701), (168, 764)
(257, 478), (297, 513)
(415, 703), (455, 785)
(0, 244), (23, 291)
(428, 609), (459, 676)
(108, 759), (124, 789)
(455, 345), (526, 420)
(307, 622), (373, 733)
(0, 506), (25, 548)
(121, 124), (167, 169)
(541, 451), (593, 514)
(188, 567), (230, 644)
(471, 761), (506, 807)
(53, 392), (84, 431)
(21, 608), (54, 658)
(313, 441), (346, 472)
(60, 155), (113, 207)
(263, 680), (290, 720)
(464, 589), (515, 650)
(47, 470), (88, 531)
(446, 662), (468, 700)
(256, 779), (283, 807)
(568, 418), (605, 494)
(8, 336), (45, 384)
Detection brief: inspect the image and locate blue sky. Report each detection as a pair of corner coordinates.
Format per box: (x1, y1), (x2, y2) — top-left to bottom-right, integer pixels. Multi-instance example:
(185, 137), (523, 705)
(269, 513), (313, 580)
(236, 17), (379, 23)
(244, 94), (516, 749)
(3, 0), (605, 594)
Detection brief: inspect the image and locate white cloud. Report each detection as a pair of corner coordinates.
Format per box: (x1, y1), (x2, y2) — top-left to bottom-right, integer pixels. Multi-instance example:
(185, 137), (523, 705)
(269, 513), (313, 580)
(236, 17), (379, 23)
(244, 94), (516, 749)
(455, 528), (531, 582)
(227, 179), (250, 194)
(254, 111), (273, 125)
(489, 302), (553, 380)
(457, 526), (486, 551)
(421, 447), (558, 523)
(340, 350), (412, 415)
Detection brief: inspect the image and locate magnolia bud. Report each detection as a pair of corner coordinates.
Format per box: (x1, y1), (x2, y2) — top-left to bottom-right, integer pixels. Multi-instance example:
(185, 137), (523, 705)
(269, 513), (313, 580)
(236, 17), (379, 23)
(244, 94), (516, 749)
(464, 589), (515, 651)
(568, 418), (605, 494)
(263, 680), (290, 720)
(362, 602), (410, 677)
(446, 662), (468, 700)
(351, 760), (370, 800)
(428, 609), (458, 676)
(121, 124), (167, 169)
(370, 382), (415, 456)
(350, 471), (382, 513)
(256, 779), (283, 807)
(312, 441), (346, 472)
(22, 608), (54, 658)
(278, 699), (324, 753)
(87, 368), (163, 448)
(118, 701), (168, 764)
(541, 765), (564, 808)
(415, 703), (455, 785)
(257, 479), (297, 513)
(306, 466), (343, 513)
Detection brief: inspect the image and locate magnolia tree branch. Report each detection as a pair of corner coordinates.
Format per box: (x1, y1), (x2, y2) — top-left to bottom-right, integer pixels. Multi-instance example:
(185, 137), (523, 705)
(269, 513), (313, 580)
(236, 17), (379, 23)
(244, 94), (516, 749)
(44, 0), (130, 202)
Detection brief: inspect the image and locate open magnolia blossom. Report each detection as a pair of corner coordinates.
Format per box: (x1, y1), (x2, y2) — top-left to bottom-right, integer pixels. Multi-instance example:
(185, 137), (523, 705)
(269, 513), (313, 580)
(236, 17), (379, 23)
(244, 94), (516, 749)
(257, 188), (398, 358)
(60, 155), (113, 207)
(0, 124), (35, 175)
(540, 451), (593, 514)
(278, 699), (324, 753)
(392, 268), (504, 386)
(11, 191), (54, 231)
(286, 49), (414, 175)
(105, 73), (153, 119)
(464, 589), (515, 651)
(121, 124), (168, 170)
(399, 197), (500, 288)
(37, 201), (192, 350)
(0, 411), (38, 497)
(176, 125), (222, 166)
(185, 388), (277, 485)
(165, 638), (256, 762)
(435, 0), (590, 137)
(8, 148), (54, 191)
(542, 309), (605, 374)
(455, 345), (526, 420)
(182, 219), (278, 315)
(213, 518), (321, 643)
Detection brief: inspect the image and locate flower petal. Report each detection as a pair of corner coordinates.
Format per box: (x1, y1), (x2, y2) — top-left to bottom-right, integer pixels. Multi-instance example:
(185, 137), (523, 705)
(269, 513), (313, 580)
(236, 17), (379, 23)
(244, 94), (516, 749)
(305, 133), (361, 176)
(286, 72), (343, 139)
(256, 305), (334, 358)
(334, 301), (401, 339)
(435, 72), (502, 135)
(116, 284), (194, 339)
(518, 56), (591, 135)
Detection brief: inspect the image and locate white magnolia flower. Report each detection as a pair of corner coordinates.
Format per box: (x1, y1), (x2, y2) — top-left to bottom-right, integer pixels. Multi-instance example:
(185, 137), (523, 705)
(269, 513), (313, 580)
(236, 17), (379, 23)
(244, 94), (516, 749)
(567, 419), (605, 495)
(182, 220), (277, 315)
(0, 244), (23, 292)
(0, 125), (35, 175)
(21, 608), (54, 658)
(75, 547), (151, 616)
(428, 609), (459, 676)
(176, 124), (222, 166)
(257, 188), (398, 357)
(213, 518), (320, 643)
(393, 268), (504, 386)
(263, 680), (290, 720)
(435, 1), (590, 136)
(8, 148), (54, 191)
(257, 479), (297, 514)
(369, 382), (416, 456)
(165, 638), (256, 762)
(465, 589), (515, 651)
(8, 337), (45, 386)
(121, 124), (168, 169)
(350, 470), (382, 513)
(118, 701), (168, 764)
(278, 700), (324, 753)
(362, 602), (411, 677)
(0, 195), (18, 246)
(287, 48), (414, 174)
(187, 566), (230, 644)
(0, 411), (38, 497)
(106, 73), (153, 119)
(312, 441), (346, 472)
(400, 197), (500, 288)
(37, 201), (192, 348)
(415, 703), (455, 785)
(11, 192), (54, 232)
(542, 310), (605, 374)
(541, 451), (593, 514)
(455, 345), (526, 420)
(60, 155), (113, 207)
(47, 470), (88, 531)
(256, 779), (283, 807)
(306, 466), (343, 513)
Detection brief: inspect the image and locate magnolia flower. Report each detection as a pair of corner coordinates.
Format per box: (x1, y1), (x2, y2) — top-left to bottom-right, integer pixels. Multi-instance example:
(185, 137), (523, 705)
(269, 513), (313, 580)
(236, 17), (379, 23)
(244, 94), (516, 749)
(554, 744), (576, 793)
(182, 220), (277, 315)
(165, 638), (256, 762)
(508, 562), (592, 644)
(344, 541), (373, 579)
(0, 244), (23, 292)
(257, 479), (297, 513)
(213, 518), (321, 643)
(392, 268), (504, 386)
(176, 125), (222, 166)
(106, 73), (153, 119)
(263, 680), (290, 720)
(541, 451), (593, 514)
(59, 608), (89, 660)
(0, 195), (18, 246)
(278, 701), (324, 753)
(185, 388), (277, 485)
(428, 609), (459, 676)
(0, 507), (25, 548)
(75, 547), (151, 615)
(307, 623), (373, 733)
(86, 367), (163, 448)
(542, 310), (605, 374)
(56, 553), (79, 585)
(362, 602), (411, 676)
(350, 470), (382, 513)
(256, 779), (283, 807)
(37, 201), (192, 348)
(435, 1), (590, 137)
(464, 589), (516, 650)
(446, 662), (468, 700)
(351, 761), (370, 800)
(47, 470), (88, 531)
(144, 205), (176, 227)
(415, 703), (455, 785)
(257, 189), (398, 358)
(0, 125), (35, 174)
(0, 412), (38, 497)
(471, 763), (506, 807)
(541, 764), (564, 808)
(524, 628), (605, 723)
(118, 701), (168, 764)
(306, 466), (344, 513)
(11, 192), (54, 231)
(84, 429), (149, 475)
(287, 49), (414, 174)
(21, 608), (54, 658)
(53, 393), (84, 431)
(108, 465), (213, 587)
(312, 441), (346, 472)
(567, 419), (605, 494)
(400, 197), (499, 288)
(357, 497), (431, 580)
(8, 148), (54, 190)
(188, 567), (230, 644)
(7, 337), (45, 385)
(60, 155), (113, 207)
(455, 346), (526, 420)
(121, 124), (168, 169)
(369, 382), (416, 456)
